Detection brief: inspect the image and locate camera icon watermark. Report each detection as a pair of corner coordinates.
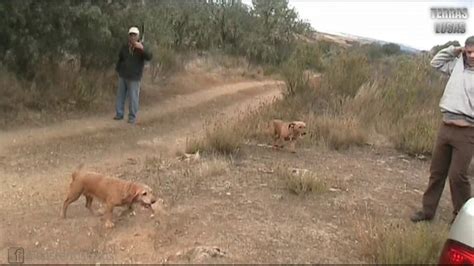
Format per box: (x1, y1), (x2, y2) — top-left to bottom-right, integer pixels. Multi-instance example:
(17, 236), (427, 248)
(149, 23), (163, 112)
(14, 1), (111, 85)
(7, 247), (24, 264)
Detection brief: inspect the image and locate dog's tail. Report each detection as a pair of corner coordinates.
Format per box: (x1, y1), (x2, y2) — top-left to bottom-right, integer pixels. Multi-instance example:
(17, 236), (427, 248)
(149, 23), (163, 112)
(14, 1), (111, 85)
(72, 163), (85, 180)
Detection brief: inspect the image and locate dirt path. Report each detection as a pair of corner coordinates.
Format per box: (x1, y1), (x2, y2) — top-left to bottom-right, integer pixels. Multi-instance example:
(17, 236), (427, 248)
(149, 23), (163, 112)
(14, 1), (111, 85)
(0, 80), (280, 152)
(0, 79), (283, 204)
(0, 79), (284, 262)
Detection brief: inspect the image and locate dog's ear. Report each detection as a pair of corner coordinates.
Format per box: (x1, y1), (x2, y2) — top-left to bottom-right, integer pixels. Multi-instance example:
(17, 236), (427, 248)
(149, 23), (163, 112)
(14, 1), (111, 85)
(288, 122), (296, 129)
(124, 183), (141, 203)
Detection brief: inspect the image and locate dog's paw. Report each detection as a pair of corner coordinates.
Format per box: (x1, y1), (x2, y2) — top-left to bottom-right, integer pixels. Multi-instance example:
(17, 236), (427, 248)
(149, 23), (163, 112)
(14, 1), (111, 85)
(94, 208), (105, 216)
(272, 144), (283, 150)
(105, 221), (115, 228)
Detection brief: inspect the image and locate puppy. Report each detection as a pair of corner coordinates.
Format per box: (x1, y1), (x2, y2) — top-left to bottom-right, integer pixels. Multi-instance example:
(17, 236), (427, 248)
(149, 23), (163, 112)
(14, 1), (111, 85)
(61, 164), (156, 228)
(272, 119), (307, 153)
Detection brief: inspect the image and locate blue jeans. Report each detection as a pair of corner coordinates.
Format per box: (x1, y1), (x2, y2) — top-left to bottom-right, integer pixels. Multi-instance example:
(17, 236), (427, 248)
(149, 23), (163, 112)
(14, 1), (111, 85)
(115, 77), (140, 123)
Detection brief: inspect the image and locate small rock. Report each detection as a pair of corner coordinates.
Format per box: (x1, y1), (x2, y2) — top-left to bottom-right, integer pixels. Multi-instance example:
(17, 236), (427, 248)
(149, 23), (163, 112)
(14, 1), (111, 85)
(414, 189), (423, 195)
(35, 241), (40, 247)
(226, 192), (231, 196)
(177, 246), (226, 263)
(272, 194), (283, 200)
(416, 154), (427, 160)
(120, 246), (125, 251)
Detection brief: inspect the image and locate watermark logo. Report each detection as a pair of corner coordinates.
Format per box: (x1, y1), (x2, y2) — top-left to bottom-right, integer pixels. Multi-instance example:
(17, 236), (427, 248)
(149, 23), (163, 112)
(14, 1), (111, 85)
(8, 247), (24, 264)
(431, 7), (468, 34)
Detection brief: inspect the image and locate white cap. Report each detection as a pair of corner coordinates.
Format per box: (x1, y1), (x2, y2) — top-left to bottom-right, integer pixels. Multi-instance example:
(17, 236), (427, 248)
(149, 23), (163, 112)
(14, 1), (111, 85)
(128, 27), (140, 35)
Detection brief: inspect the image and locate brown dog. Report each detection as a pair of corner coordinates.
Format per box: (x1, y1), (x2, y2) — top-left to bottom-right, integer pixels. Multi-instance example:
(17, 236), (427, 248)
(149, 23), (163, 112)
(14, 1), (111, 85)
(272, 119), (307, 153)
(61, 164), (156, 228)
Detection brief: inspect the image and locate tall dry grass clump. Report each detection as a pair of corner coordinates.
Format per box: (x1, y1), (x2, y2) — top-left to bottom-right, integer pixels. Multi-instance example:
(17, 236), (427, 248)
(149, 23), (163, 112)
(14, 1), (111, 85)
(346, 55), (444, 155)
(356, 219), (448, 264)
(185, 118), (243, 156)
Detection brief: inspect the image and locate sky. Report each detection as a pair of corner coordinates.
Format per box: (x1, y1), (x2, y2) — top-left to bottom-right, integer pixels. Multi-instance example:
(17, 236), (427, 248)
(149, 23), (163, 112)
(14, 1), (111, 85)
(242, 0), (474, 50)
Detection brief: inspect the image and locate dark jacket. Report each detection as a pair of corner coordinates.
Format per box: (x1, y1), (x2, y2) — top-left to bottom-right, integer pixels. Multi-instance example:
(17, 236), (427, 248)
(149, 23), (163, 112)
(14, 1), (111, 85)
(115, 42), (153, 81)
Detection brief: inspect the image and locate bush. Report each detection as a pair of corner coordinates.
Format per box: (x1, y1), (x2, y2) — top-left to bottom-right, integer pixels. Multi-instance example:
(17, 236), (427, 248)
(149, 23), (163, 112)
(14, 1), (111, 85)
(370, 55), (443, 155)
(149, 44), (182, 81)
(281, 43), (324, 96)
(321, 52), (370, 98)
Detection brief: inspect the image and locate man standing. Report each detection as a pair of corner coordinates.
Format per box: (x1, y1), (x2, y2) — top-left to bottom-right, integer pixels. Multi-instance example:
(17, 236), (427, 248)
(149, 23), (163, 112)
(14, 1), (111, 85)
(114, 26), (153, 124)
(411, 36), (474, 223)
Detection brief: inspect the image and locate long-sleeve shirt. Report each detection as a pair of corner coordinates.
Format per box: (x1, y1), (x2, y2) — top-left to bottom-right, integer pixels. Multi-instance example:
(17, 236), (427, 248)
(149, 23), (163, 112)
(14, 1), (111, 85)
(430, 45), (474, 126)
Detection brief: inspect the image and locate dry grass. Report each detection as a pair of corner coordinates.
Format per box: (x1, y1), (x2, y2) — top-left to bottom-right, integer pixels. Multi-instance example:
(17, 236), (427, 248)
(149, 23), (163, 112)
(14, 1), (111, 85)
(275, 165), (328, 195)
(321, 53), (370, 98)
(185, 137), (206, 155)
(143, 154), (231, 205)
(266, 52), (444, 155)
(389, 114), (440, 155)
(185, 51), (262, 81)
(204, 121), (242, 156)
(304, 114), (368, 150)
(185, 119), (242, 156)
(225, 95), (368, 152)
(356, 219), (449, 264)
(189, 158), (230, 178)
(183, 50), (446, 157)
(0, 64), (116, 129)
(345, 63), (441, 154)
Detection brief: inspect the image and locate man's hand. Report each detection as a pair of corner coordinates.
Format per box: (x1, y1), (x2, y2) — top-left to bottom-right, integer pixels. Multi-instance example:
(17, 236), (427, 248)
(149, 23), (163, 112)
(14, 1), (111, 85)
(454, 46), (464, 56)
(132, 41), (144, 51)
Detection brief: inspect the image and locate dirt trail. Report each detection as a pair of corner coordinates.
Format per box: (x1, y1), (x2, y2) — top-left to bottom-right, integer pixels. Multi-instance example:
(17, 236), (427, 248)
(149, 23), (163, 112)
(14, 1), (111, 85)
(0, 80), (281, 153)
(0, 79), (285, 263)
(0, 79), (283, 204)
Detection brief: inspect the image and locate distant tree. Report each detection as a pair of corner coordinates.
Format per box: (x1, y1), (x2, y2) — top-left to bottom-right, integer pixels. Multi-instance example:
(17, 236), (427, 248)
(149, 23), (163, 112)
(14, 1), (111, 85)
(382, 43), (401, 56)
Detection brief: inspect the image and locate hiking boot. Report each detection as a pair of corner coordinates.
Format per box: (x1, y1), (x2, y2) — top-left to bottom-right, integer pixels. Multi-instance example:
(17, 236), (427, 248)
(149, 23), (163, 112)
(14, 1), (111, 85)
(113, 116), (123, 120)
(410, 211), (433, 223)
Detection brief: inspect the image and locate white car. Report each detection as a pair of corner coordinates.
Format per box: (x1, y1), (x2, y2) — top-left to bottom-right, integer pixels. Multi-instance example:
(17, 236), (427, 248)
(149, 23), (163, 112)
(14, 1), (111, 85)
(438, 197), (474, 264)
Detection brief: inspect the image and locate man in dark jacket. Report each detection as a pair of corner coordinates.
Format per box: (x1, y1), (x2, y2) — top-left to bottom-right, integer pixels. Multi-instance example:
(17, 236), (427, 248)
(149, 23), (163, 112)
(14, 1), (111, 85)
(114, 26), (153, 124)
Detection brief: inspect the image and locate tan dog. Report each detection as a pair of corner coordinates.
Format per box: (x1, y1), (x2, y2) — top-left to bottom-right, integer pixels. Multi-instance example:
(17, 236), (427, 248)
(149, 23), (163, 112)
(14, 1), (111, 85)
(272, 119), (307, 153)
(61, 164), (156, 228)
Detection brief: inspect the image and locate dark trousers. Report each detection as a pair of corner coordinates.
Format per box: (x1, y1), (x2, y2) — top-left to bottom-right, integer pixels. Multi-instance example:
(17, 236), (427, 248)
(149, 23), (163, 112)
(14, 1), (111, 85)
(422, 123), (474, 217)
